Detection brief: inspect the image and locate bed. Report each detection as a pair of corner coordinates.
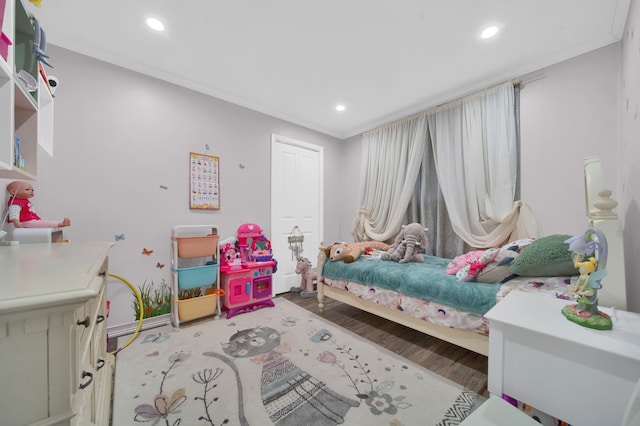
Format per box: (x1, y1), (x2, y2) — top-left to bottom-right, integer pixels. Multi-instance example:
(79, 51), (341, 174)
(316, 156), (627, 356)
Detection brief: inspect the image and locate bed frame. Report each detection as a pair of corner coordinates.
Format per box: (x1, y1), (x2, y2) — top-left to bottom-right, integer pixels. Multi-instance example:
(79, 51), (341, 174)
(316, 156), (627, 356)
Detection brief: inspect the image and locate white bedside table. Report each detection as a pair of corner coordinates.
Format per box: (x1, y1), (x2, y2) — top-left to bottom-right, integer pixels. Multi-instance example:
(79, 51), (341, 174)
(485, 291), (640, 426)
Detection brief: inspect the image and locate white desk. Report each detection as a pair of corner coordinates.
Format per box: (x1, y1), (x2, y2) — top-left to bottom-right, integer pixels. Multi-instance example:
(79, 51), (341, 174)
(486, 291), (640, 426)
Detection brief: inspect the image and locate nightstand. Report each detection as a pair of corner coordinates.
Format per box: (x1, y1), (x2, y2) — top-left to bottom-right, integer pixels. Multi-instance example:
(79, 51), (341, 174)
(485, 291), (640, 426)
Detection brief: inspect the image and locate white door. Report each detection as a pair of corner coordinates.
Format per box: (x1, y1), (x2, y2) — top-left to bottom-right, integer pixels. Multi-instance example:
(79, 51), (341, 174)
(271, 135), (323, 295)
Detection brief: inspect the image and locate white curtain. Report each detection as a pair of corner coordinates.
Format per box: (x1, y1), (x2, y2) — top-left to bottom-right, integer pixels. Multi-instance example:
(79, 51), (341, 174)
(428, 82), (539, 247)
(352, 113), (427, 242)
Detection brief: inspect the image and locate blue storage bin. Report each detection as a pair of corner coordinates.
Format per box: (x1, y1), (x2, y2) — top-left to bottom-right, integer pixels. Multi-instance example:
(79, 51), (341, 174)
(173, 263), (219, 290)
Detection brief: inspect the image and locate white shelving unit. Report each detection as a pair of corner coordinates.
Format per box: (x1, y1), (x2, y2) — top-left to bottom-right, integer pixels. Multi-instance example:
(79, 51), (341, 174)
(170, 225), (221, 329)
(0, 0), (54, 179)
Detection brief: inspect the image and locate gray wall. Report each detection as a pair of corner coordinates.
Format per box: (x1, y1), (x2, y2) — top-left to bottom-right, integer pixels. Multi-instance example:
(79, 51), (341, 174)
(339, 45), (622, 237)
(620, 0), (640, 312)
(1, 45), (344, 328)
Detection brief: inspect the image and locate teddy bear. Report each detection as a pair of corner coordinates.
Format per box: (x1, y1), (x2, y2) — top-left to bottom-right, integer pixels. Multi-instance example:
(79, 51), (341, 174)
(380, 223), (429, 263)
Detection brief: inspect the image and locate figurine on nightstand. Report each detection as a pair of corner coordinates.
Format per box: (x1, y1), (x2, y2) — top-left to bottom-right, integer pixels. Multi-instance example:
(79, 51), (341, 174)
(562, 229), (612, 330)
(568, 258), (599, 313)
(6, 181), (71, 228)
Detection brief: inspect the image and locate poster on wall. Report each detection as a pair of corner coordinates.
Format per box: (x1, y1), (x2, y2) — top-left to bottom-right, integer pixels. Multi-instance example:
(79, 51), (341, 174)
(189, 152), (220, 210)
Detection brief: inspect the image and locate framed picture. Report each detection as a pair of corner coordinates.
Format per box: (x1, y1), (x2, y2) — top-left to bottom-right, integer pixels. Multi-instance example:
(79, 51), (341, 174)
(189, 152), (220, 210)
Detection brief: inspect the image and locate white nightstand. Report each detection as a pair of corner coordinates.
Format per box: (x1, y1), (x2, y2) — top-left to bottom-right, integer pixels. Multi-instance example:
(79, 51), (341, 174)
(485, 291), (640, 426)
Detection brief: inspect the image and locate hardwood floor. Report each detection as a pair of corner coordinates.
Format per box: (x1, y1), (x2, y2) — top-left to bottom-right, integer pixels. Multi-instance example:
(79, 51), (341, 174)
(276, 292), (489, 397)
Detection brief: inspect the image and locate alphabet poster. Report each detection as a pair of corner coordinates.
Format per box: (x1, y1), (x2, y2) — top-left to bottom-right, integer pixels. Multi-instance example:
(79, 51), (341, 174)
(189, 152), (220, 210)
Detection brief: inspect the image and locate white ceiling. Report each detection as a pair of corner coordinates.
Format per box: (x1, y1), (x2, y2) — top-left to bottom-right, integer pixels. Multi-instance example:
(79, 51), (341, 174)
(26, 0), (630, 139)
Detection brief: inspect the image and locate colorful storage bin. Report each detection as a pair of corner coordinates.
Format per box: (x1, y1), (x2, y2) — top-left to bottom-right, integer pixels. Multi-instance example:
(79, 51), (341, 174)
(0, 0), (6, 35)
(173, 263), (219, 290)
(174, 234), (219, 258)
(0, 32), (11, 62)
(176, 293), (218, 322)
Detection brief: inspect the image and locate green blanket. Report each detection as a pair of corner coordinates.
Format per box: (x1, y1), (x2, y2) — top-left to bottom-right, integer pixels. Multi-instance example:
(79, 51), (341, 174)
(321, 255), (500, 315)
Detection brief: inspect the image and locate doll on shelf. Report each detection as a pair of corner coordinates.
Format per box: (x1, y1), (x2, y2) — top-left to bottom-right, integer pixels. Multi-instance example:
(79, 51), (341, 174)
(6, 181), (70, 228)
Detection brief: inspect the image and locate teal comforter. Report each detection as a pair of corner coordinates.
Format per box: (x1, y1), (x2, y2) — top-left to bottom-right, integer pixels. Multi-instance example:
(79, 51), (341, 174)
(321, 255), (500, 315)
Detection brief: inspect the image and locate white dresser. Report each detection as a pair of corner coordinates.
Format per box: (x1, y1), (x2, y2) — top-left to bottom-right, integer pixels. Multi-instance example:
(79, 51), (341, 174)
(486, 291), (640, 426)
(0, 242), (114, 426)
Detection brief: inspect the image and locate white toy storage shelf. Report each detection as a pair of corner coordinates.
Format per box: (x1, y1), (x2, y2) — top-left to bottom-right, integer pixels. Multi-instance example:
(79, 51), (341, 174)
(170, 225), (220, 329)
(0, 0), (55, 180)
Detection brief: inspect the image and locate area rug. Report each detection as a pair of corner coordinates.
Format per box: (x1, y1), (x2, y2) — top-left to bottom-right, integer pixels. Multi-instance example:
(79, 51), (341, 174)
(112, 298), (481, 425)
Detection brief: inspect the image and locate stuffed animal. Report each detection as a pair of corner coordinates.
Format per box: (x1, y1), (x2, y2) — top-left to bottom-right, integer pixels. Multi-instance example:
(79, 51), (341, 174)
(290, 257), (318, 297)
(324, 242), (362, 263)
(380, 223), (429, 263)
(323, 241), (390, 263)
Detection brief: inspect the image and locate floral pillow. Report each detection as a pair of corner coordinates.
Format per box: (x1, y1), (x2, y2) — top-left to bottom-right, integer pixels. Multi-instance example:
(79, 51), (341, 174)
(501, 238), (534, 252)
(476, 248), (520, 283)
(455, 247), (500, 282)
(446, 250), (485, 275)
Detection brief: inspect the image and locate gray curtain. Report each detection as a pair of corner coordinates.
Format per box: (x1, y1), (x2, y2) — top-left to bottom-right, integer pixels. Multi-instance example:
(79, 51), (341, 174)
(404, 129), (464, 258)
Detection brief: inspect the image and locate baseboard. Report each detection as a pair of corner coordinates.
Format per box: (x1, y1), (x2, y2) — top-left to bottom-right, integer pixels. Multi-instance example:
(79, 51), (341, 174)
(107, 313), (171, 338)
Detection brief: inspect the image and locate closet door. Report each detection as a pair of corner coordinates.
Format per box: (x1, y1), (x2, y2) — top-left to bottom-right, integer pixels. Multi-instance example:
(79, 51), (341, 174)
(271, 135), (323, 295)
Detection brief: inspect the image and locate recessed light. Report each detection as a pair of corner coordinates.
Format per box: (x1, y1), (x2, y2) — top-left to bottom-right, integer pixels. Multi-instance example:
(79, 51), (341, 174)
(146, 18), (165, 32)
(336, 104), (346, 112)
(480, 25), (499, 39)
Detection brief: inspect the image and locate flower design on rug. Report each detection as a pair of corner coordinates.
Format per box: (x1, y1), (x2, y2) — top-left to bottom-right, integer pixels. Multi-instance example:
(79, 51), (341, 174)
(133, 351), (190, 424)
(365, 390), (399, 415)
(315, 334), (413, 416)
(192, 368), (228, 425)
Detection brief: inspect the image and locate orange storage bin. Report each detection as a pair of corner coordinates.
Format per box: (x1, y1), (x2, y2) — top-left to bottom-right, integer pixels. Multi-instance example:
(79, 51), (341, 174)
(175, 235), (219, 258)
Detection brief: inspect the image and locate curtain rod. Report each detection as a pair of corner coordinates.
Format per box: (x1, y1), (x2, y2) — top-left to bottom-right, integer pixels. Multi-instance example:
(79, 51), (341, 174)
(362, 74), (545, 137)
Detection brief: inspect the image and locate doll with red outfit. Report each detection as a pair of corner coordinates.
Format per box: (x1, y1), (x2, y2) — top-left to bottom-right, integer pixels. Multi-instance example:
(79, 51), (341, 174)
(6, 180), (70, 228)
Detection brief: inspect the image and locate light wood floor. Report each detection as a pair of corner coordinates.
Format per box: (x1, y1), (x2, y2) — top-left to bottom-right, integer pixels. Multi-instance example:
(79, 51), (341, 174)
(276, 292), (489, 397)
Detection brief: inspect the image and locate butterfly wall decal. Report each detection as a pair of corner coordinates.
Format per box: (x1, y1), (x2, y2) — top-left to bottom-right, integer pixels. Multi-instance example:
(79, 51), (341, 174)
(142, 248), (154, 256)
(156, 262), (165, 269)
(115, 234), (125, 241)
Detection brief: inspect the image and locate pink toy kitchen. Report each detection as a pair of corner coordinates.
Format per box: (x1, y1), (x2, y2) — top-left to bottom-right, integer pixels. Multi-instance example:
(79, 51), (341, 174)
(219, 223), (277, 319)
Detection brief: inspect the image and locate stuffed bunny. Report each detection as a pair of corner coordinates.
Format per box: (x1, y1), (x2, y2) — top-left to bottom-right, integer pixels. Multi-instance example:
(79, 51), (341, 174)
(380, 223), (429, 263)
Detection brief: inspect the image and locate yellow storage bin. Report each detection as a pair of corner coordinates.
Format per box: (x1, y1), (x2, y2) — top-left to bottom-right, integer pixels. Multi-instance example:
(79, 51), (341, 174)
(176, 294), (218, 322)
(174, 235), (219, 258)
